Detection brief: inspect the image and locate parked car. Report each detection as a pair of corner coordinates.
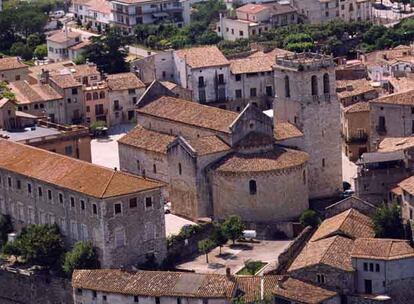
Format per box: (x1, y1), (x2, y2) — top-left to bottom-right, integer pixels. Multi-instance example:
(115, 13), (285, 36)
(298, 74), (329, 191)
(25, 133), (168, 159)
(50, 10), (65, 19)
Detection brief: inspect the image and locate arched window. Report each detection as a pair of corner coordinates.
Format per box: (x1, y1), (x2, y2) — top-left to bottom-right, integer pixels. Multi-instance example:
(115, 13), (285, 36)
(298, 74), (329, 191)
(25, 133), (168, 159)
(249, 180), (257, 195)
(92, 92), (99, 100)
(311, 75), (318, 96)
(284, 75), (290, 98)
(323, 73), (330, 94)
(99, 91), (105, 99)
(178, 163), (182, 175)
(86, 93), (92, 101)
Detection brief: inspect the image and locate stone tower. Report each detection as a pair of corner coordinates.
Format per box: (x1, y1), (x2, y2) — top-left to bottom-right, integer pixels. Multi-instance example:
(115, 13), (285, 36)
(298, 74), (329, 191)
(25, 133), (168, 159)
(273, 52), (342, 199)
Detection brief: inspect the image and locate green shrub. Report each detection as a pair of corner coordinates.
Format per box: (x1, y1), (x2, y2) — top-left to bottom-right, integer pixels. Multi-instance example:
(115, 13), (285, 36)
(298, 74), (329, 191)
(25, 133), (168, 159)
(299, 210), (321, 227)
(63, 241), (99, 276)
(0, 214), (12, 248)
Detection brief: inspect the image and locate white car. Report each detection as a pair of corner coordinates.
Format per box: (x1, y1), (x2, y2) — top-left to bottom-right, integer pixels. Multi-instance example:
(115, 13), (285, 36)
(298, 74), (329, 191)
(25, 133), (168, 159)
(50, 10), (65, 19)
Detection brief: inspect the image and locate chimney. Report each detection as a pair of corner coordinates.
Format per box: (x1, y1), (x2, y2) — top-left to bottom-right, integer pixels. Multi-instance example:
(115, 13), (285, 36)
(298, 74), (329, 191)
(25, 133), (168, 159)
(40, 69), (50, 85)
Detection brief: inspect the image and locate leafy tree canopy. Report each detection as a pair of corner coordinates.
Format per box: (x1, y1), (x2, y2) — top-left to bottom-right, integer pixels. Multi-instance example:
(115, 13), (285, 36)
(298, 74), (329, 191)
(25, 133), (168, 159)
(222, 215), (244, 244)
(299, 210), (321, 228)
(63, 242), (99, 276)
(372, 203), (405, 239)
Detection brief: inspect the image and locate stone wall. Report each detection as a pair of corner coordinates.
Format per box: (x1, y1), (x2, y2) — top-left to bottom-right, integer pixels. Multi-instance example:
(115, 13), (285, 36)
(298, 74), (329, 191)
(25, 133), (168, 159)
(269, 225), (315, 274)
(0, 267), (73, 304)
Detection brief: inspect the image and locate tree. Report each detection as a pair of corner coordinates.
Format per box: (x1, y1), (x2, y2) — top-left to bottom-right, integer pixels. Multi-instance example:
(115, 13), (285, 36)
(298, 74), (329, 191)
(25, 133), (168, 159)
(210, 224), (227, 255)
(0, 214), (12, 248)
(83, 29), (129, 74)
(2, 224), (64, 267)
(299, 210), (321, 228)
(198, 238), (215, 263)
(372, 203), (405, 239)
(10, 42), (33, 61)
(222, 215), (244, 244)
(34, 44), (47, 60)
(63, 242), (99, 276)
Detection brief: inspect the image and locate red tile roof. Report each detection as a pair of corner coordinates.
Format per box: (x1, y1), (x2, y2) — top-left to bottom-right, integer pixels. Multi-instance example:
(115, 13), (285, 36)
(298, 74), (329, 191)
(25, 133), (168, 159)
(175, 46), (229, 69)
(351, 238), (414, 260)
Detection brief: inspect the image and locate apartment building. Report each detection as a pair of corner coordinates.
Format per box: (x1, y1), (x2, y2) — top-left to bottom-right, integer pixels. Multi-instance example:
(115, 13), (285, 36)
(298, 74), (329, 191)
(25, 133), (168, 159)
(46, 29), (92, 61)
(292, 0), (371, 24)
(110, 0), (184, 34)
(0, 139), (166, 268)
(216, 2), (298, 41)
(0, 57), (29, 82)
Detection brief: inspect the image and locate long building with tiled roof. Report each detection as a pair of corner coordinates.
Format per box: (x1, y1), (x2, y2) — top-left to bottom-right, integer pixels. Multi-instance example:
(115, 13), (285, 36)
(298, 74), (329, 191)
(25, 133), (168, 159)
(0, 139), (166, 268)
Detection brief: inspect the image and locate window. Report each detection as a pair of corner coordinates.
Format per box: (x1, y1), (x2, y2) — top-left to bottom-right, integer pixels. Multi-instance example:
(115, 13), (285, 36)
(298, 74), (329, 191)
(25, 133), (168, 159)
(363, 262), (368, 271)
(99, 91), (105, 99)
(235, 74), (241, 81)
(114, 203), (122, 214)
(202, 299), (208, 304)
(303, 171), (306, 184)
(103, 295), (107, 301)
(177, 298), (181, 304)
(311, 75), (318, 96)
(16, 180), (21, 190)
(235, 89), (242, 98)
(130, 198), (137, 208)
(145, 197), (153, 209)
(86, 93), (92, 100)
(93, 203), (98, 214)
(250, 88), (257, 97)
(156, 297), (160, 304)
(411, 107), (414, 114)
(266, 86), (273, 97)
(86, 106), (90, 112)
(72, 88), (78, 95)
(70, 196), (75, 208)
(115, 228), (125, 247)
(93, 92), (99, 100)
(375, 264), (380, 272)
(128, 89), (136, 95)
(178, 163), (182, 175)
(322, 159), (326, 167)
(198, 76), (205, 87)
(48, 190), (52, 201)
(38, 186), (42, 197)
(134, 296), (139, 303)
(93, 290), (97, 299)
(369, 263), (374, 272)
(27, 183), (32, 194)
(67, 98), (71, 103)
(137, 160), (140, 171)
(378, 116), (386, 131)
(284, 75), (290, 98)
(153, 164), (157, 174)
(76, 288), (83, 295)
(249, 180), (257, 195)
(7, 177), (11, 188)
(323, 73), (330, 94)
(80, 200), (85, 210)
(59, 193), (63, 204)
(65, 146), (73, 155)
(239, 30), (244, 36)
(317, 274), (325, 284)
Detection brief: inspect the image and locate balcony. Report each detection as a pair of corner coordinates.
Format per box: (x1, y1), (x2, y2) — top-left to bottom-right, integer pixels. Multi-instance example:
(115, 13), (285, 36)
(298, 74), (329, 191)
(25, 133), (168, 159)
(376, 125), (387, 135)
(346, 133), (368, 144)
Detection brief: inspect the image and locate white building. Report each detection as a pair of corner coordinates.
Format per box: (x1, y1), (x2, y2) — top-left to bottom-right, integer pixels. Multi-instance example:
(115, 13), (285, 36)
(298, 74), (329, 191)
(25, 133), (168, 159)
(46, 30), (90, 61)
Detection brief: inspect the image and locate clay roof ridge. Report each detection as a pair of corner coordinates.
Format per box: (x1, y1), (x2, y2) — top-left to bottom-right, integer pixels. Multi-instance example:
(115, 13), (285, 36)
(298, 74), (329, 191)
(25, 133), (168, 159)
(100, 170), (117, 198)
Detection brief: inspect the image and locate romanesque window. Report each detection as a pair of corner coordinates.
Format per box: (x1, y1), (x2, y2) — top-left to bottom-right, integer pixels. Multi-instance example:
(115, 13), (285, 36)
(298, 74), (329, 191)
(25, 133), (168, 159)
(7, 177), (11, 188)
(178, 163), (182, 175)
(323, 73), (330, 94)
(317, 274), (325, 284)
(70, 196), (75, 208)
(249, 180), (257, 195)
(284, 75), (290, 98)
(311, 75), (318, 96)
(16, 179), (21, 190)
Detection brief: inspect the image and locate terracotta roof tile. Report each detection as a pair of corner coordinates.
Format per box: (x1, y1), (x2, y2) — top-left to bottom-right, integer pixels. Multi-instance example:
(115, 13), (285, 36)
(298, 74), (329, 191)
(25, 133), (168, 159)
(184, 136), (230, 156)
(230, 56), (274, 74)
(0, 139), (162, 198)
(107, 72), (145, 91)
(213, 148), (308, 173)
(72, 269), (236, 298)
(344, 102), (370, 113)
(288, 235), (354, 272)
(236, 276), (279, 302)
(311, 209), (374, 242)
(137, 96), (238, 134)
(351, 238), (414, 260)
(118, 125), (175, 154)
(274, 122), (303, 141)
(398, 175), (414, 195)
(9, 81), (62, 104)
(336, 79), (377, 99)
(176, 46), (229, 69)
(50, 74), (82, 89)
(272, 277), (338, 304)
(371, 89), (414, 106)
(47, 30), (81, 43)
(0, 57), (27, 71)
(378, 136), (414, 153)
(236, 3), (268, 14)
(86, 0), (111, 14)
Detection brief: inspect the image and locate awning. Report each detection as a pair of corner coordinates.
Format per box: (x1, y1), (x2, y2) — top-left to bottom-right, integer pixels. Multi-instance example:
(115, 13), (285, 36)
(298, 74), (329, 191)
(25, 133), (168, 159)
(357, 150), (405, 165)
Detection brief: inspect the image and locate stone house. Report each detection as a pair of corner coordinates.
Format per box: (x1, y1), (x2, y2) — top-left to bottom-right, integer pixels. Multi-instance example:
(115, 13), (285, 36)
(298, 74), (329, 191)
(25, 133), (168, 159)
(397, 175), (414, 222)
(0, 98), (18, 130)
(119, 96), (309, 222)
(369, 90), (414, 151)
(351, 238), (414, 295)
(106, 72), (146, 124)
(216, 2), (298, 41)
(0, 57), (28, 82)
(336, 79), (378, 108)
(341, 102), (370, 161)
(84, 82), (111, 126)
(0, 139), (166, 268)
(273, 52), (342, 199)
(324, 196), (377, 218)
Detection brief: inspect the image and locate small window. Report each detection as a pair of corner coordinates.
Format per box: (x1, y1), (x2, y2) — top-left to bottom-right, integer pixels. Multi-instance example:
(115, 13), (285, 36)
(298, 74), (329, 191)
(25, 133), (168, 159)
(80, 200), (85, 210)
(7, 177), (11, 188)
(153, 164), (157, 174)
(48, 190), (53, 200)
(72, 88), (78, 95)
(249, 180), (257, 195)
(235, 89), (242, 98)
(130, 198), (137, 208)
(317, 274), (325, 284)
(250, 88), (257, 97)
(27, 183), (32, 194)
(369, 263), (374, 272)
(16, 180), (21, 190)
(103, 295), (107, 301)
(235, 74), (241, 81)
(65, 146), (73, 156)
(92, 290), (97, 299)
(59, 193), (63, 204)
(134, 296), (139, 303)
(38, 186), (43, 197)
(76, 288), (83, 295)
(178, 163), (182, 175)
(93, 203), (98, 214)
(70, 197), (75, 208)
(322, 159), (326, 167)
(155, 298), (160, 304)
(145, 197), (153, 209)
(375, 264), (380, 272)
(177, 298), (181, 304)
(114, 203), (122, 214)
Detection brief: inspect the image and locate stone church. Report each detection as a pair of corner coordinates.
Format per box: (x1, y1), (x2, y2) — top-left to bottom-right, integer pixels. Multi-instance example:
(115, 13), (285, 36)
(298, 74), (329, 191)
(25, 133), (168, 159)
(118, 52), (342, 222)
